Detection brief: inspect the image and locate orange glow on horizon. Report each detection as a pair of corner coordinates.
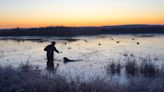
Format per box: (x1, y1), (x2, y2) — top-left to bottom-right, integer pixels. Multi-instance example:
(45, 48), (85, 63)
(0, 18), (164, 29)
(0, 0), (164, 28)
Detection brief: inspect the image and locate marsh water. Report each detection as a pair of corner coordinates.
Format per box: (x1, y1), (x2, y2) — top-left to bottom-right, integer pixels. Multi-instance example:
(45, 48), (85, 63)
(0, 34), (164, 80)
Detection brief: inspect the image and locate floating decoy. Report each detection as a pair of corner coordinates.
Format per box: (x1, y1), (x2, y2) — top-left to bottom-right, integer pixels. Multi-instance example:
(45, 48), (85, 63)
(84, 40), (88, 43)
(132, 38), (135, 40)
(116, 41), (120, 43)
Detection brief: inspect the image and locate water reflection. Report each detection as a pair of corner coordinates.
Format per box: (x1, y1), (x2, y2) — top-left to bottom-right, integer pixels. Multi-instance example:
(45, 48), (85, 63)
(0, 35), (164, 80)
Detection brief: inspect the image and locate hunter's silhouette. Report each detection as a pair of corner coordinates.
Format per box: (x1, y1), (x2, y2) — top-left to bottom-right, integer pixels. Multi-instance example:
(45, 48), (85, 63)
(44, 41), (61, 67)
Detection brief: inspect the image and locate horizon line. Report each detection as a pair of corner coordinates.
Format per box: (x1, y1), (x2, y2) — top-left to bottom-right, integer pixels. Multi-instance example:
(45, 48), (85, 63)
(0, 24), (164, 30)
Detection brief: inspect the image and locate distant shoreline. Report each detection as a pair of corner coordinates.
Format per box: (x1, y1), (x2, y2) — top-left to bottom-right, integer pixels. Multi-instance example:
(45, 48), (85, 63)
(0, 25), (164, 37)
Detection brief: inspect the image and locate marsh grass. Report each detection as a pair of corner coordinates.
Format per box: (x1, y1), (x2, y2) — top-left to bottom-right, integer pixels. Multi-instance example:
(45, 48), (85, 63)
(106, 62), (121, 75)
(140, 60), (158, 77)
(0, 57), (164, 92)
(106, 56), (160, 77)
(125, 58), (139, 76)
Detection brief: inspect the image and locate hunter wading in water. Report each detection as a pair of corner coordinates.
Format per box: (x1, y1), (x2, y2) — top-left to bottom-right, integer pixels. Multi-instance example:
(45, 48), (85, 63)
(44, 42), (61, 68)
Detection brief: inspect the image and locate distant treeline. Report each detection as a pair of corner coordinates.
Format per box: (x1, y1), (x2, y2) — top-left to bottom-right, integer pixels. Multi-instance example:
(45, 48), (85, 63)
(0, 25), (164, 36)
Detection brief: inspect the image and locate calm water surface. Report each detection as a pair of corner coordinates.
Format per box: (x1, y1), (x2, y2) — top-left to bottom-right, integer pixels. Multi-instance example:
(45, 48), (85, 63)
(0, 34), (164, 79)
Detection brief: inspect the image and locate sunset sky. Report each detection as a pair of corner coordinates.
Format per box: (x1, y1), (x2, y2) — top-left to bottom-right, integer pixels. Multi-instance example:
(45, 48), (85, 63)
(0, 0), (164, 28)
